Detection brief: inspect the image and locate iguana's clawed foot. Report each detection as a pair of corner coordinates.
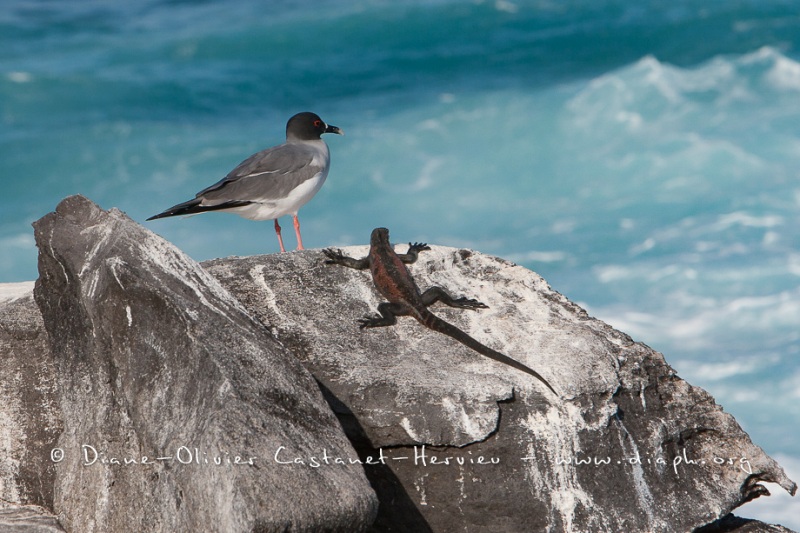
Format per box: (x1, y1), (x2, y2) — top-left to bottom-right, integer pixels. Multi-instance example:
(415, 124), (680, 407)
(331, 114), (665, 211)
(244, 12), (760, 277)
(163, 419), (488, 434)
(451, 296), (489, 310)
(407, 242), (431, 254)
(358, 315), (388, 329)
(323, 248), (348, 265)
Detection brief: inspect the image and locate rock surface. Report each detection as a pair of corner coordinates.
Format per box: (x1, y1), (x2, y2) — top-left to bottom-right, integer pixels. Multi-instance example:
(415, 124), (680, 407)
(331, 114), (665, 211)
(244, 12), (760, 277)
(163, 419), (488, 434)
(0, 501), (65, 533)
(204, 244), (797, 532)
(28, 196), (377, 532)
(0, 282), (61, 511)
(698, 514), (798, 533)
(0, 194), (796, 532)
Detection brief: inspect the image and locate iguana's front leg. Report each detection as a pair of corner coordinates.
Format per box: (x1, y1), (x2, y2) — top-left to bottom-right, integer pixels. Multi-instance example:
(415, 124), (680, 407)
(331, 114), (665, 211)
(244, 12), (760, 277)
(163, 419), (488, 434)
(396, 242), (430, 264)
(323, 248), (370, 270)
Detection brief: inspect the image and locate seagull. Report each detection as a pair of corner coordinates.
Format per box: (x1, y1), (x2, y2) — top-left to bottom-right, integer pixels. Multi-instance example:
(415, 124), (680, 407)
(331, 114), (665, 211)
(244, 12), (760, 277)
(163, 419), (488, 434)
(147, 112), (343, 252)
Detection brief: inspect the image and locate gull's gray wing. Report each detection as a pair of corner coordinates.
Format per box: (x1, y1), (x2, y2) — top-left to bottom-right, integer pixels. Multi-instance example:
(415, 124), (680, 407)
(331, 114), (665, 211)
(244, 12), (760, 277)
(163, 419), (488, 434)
(196, 142), (324, 203)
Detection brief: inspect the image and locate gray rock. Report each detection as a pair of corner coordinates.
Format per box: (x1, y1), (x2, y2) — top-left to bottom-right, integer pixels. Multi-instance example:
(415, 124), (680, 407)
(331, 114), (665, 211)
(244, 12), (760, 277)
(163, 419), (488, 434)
(697, 514), (797, 533)
(2, 194), (795, 531)
(0, 283), (62, 512)
(0, 501), (65, 533)
(30, 195), (378, 532)
(204, 245), (797, 533)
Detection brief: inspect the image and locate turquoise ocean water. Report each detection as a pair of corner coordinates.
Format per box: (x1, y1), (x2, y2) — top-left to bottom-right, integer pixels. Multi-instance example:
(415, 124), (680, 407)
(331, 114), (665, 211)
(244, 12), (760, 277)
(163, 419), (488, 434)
(2, 0), (799, 525)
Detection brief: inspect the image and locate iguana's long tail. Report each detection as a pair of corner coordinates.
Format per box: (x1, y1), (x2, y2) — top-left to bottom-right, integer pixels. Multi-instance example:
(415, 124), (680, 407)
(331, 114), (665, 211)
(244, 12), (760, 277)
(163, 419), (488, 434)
(415, 309), (558, 397)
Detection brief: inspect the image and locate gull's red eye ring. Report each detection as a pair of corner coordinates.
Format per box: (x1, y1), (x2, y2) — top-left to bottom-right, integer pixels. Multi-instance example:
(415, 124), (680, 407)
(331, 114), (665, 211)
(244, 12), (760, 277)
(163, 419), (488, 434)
(313, 120), (322, 127)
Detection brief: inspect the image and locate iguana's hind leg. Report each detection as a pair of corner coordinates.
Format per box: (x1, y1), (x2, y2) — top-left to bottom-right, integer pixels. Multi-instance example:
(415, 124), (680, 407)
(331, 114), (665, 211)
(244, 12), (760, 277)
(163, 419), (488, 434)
(420, 287), (488, 310)
(359, 302), (409, 329)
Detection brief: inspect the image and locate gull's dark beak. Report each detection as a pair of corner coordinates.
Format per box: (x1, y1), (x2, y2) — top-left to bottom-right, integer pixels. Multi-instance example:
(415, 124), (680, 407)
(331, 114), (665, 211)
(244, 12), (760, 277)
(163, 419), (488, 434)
(325, 124), (344, 136)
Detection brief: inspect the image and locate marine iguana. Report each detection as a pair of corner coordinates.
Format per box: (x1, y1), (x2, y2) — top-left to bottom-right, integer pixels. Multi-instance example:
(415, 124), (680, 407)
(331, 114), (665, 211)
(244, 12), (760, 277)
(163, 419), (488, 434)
(323, 227), (558, 396)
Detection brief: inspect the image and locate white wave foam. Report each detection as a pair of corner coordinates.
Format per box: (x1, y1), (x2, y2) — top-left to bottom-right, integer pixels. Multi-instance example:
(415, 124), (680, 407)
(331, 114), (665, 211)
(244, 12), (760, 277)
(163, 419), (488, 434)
(505, 250), (569, 263)
(587, 284), (800, 354)
(567, 46), (800, 139)
(673, 359), (769, 382)
(0, 281), (35, 304)
(711, 212), (784, 231)
(1, 233), (35, 249)
(7, 71), (32, 83)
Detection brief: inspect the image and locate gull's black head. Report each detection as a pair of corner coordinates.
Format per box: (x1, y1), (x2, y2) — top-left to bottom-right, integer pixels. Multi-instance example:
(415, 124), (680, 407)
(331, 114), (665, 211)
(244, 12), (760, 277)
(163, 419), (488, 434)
(286, 112), (343, 141)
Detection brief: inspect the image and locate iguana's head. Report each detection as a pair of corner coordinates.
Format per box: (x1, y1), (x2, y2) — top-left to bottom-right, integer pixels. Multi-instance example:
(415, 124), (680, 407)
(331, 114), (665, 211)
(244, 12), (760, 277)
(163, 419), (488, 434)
(370, 227), (390, 247)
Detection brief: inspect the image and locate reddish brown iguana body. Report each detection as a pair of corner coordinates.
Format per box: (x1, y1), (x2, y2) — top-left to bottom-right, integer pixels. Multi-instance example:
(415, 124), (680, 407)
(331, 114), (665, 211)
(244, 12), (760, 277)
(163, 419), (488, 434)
(324, 227), (558, 396)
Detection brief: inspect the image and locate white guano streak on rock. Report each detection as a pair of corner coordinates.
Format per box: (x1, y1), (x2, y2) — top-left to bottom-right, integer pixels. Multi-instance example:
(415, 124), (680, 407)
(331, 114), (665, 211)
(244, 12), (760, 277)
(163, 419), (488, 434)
(440, 396), (496, 443)
(521, 402), (595, 530)
(616, 417), (659, 529)
(87, 270), (100, 300)
(250, 265), (283, 322)
(400, 417), (424, 442)
(106, 257), (128, 291)
(456, 466), (468, 513)
(137, 231), (247, 323)
(79, 224), (114, 279)
(48, 237), (69, 285)
(414, 474), (429, 507)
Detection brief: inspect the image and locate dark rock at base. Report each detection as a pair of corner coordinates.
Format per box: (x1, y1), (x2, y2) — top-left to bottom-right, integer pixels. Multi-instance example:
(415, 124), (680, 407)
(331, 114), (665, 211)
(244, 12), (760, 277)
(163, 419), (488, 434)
(696, 514), (797, 533)
(0, 501), (65, 533)
(204, 246), (796, 533)
(0, 284), (62, 511)
(30, 196), (377, 532)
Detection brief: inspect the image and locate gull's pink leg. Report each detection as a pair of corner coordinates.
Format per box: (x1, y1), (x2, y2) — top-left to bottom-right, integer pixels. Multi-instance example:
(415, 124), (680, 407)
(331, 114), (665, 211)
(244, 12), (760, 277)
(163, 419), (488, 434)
(274, 219), (286, 253)
(293, 214), (304, 250)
